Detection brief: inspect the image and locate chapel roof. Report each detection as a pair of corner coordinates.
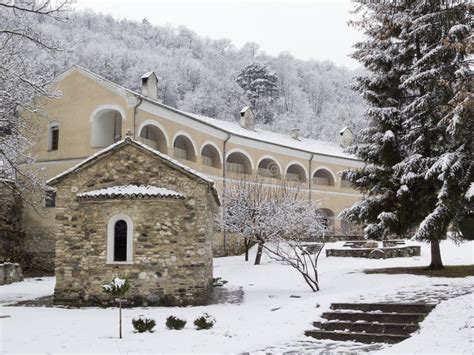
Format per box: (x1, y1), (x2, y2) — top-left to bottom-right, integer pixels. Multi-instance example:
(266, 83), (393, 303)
(76, 185), (185, 201)
(46, 137), (220, 205)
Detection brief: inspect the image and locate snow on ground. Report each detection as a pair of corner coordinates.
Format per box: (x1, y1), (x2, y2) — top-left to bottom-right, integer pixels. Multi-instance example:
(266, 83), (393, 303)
(0, 277), (54, 305)
(0, 240), (473, 353)
(380, 292), (474, 354)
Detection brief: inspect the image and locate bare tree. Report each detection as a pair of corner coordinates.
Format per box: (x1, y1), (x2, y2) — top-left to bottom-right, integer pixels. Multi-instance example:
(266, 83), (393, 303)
(0, 0), (72, 204)
(219, 177), (327, 291)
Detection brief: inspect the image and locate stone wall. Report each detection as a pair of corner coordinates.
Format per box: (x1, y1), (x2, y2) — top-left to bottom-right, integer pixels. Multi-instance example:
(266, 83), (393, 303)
(0, 263), (23, 285)
(52, 143), (216, 307)
(326, 246), (421, 259)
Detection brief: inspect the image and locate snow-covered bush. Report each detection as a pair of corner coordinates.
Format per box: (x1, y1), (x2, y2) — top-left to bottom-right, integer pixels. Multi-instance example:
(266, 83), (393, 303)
(193, 313), (215, 330)
(102, 277), (130, 297)
(132, 316), (156, 333)
(165, 316), (186, 330)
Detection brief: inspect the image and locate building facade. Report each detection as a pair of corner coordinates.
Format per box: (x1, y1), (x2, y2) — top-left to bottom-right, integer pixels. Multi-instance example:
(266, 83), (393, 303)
(48, 138), (219, 306)
(20, 65), (364, 273)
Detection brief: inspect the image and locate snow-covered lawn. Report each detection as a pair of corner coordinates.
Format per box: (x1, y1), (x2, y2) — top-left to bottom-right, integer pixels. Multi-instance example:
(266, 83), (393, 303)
(0, 240), (473, 353)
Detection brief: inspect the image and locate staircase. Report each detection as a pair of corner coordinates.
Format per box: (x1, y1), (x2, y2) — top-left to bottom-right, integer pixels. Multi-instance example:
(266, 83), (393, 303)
(305, 302), (435, 344)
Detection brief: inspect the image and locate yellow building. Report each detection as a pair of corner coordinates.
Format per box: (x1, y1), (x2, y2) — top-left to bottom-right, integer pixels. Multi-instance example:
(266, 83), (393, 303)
(24, 65), (363, 268)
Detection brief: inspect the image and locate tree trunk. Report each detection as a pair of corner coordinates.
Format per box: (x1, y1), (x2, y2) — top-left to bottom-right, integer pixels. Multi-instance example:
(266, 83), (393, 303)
(245, 239), (250, 262)
(254, 243), (264, 265)
(427, 239), (444, 270)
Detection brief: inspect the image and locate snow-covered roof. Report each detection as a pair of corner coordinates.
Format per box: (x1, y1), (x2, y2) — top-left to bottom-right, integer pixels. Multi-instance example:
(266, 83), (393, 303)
(46, 137), (220, 204)
(58, 66), (358, 161)
(141, 71), (156, 79)
(240, 106), (251, 114)
(77, 185), (185, 201)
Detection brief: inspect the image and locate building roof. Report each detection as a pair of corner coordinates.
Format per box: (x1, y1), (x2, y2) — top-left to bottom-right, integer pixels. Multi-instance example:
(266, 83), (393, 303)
(57, 65), (358, 162)
(77, 185), (185, 201)
(46, 137), (220, 205)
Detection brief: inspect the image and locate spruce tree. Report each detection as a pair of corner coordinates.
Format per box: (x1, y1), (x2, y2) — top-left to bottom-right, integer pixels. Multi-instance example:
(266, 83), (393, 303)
(343, 0), (473, 269)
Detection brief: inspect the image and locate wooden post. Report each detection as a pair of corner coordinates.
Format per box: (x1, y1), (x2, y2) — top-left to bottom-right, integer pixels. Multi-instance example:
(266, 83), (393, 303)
(119, 299), (122, 339)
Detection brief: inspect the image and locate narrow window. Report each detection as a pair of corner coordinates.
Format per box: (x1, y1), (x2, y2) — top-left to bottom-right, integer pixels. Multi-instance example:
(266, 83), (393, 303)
(45, 190), (56, 208)
(114, 220), (128, 262)
(48, 124), (59, 151)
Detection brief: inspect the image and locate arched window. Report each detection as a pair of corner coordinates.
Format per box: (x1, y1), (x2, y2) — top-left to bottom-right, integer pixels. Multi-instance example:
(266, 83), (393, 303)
(286, 163), (307, 182)
(312, 169), (335, 186)
(138, 123), (168, 153)
(201, 144), (222, 169)
(114, 220), (127, 262)
(91, 108), (123, 148)
(226, 151), (252, 175)
(173, 135), (196, 162)
(257, 158), (281, 179)
(107, 214), (133, 263)
(48, 123), (59, 151)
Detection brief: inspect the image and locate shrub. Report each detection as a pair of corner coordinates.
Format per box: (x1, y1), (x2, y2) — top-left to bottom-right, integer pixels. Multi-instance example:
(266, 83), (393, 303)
(166, 316), (186, 330)
(193, 313), (215, 330)
(132, 316), (156, 333)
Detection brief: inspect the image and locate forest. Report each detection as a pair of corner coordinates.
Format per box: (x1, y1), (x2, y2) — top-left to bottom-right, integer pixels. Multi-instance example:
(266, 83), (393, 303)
(34, 10), (366, 142)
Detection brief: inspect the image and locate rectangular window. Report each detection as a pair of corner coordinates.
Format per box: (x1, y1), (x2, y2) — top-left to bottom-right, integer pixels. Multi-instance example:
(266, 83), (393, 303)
(45, 190), (56, 208)
(49, 126), (59, 151)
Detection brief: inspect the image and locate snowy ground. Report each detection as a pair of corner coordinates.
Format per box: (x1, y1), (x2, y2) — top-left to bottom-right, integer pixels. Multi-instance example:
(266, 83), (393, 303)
(0, 240), (473, 354)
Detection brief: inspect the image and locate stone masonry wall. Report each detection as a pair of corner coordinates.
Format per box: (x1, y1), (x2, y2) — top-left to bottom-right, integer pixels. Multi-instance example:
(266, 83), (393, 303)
(53, 143), (216, 306)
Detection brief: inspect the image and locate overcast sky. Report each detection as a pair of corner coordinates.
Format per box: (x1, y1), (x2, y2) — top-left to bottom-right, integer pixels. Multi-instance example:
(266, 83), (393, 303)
(74, 0), (363, 69)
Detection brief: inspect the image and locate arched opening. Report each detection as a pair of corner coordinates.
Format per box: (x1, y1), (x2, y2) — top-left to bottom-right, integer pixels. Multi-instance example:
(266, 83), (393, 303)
(226, 152), (252, 175)
(317, 208), (335, 232)
(173, 135), (196, 162)
(107, 214), (133, 263)
(257, 158), (281, 179)
(91, 109), (123, 148)
(139, 124), (168, 153)
(201, 144), (222, 169)
(286, 164), (306, 182)
(114, 220), (127, 262)
(313, 169), (335, 186)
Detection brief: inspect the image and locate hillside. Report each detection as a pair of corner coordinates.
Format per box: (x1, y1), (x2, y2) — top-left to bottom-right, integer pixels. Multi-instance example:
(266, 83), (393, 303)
(36, 10), (366, 142)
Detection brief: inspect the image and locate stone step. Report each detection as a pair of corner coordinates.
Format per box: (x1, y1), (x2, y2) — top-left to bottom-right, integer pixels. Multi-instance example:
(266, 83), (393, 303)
(321, 311), (427, 324)
(330, 302), (435, 314)
(313, 321), (419, 335)
(304, 329), (409, 344)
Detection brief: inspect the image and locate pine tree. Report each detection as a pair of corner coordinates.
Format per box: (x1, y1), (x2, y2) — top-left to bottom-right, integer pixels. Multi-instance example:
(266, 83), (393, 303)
(236, 62), (279, 124)
(343, 0), (473, 269)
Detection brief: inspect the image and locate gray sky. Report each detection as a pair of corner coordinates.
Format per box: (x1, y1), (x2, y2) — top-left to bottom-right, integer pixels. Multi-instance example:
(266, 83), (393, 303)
(75, 0), (363, 69)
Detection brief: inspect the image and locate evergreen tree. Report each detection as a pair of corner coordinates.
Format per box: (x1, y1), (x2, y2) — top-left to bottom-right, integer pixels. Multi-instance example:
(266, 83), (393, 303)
(342, 0), (473, 269)
(236, 62), (279, 124)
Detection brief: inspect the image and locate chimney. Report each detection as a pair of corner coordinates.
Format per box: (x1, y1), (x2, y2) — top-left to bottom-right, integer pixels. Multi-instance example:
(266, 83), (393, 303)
(141, 72), (159, 101)
(290, 128), (300, 140)
(339, 126), (353, 148)
(240, 106), (255, 130)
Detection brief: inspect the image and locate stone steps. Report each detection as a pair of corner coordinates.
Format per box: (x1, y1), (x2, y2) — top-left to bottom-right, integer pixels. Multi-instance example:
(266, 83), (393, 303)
(331, 302), (435, 314)
(306, 302), (435, 344)
(321, 311), (427, 324)
(304, 330), (410, 344)
(312, 320), (419, 335)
